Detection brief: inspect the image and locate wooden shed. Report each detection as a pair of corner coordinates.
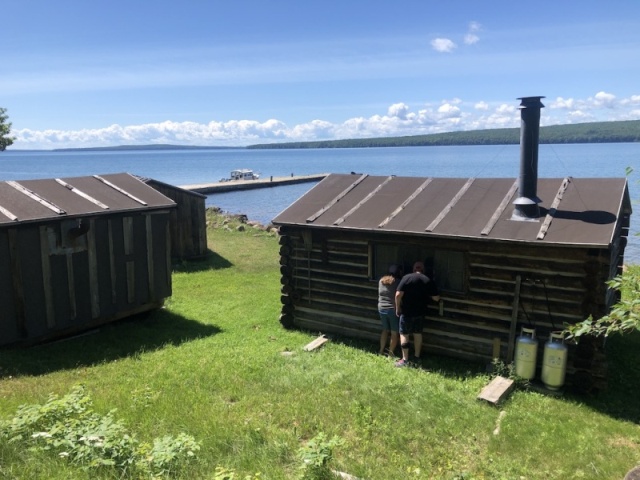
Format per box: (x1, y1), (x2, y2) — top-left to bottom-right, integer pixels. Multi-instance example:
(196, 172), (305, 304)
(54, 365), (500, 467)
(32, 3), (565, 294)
(273, 98), (632, 391)
(140, 177), (208, 261)
(0, 173), (176, 346)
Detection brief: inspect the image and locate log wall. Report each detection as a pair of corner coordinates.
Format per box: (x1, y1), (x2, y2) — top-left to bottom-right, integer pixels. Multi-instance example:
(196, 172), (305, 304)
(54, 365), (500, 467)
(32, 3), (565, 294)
(278, 226), (626, 392)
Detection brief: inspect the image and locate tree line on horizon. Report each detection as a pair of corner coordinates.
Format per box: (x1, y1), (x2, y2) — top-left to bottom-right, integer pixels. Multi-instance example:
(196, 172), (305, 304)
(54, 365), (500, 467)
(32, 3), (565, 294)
(247, 119), (640, 149)
(1, 107), (639, 152)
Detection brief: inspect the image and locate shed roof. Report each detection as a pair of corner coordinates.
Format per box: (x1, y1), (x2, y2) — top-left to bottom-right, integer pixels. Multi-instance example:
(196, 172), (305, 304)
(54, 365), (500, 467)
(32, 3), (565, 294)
(273, 173), (632, 248)
(0, 173), (176, 226)
(137, 176), (207, 199)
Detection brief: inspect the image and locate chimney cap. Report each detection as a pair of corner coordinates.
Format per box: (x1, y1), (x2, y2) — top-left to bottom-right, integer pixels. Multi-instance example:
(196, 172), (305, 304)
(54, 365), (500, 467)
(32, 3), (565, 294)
(518, 96), (545, 108)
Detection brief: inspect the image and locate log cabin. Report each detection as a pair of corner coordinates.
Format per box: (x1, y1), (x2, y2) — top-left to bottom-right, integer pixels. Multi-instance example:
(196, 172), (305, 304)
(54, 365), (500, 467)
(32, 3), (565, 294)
(0, 173), (176, 346)
(273, 97), (632, 391)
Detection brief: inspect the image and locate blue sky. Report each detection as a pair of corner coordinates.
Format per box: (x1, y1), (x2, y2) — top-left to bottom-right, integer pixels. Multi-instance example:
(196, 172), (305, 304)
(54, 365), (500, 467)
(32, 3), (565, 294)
(3, 1), (640, 149)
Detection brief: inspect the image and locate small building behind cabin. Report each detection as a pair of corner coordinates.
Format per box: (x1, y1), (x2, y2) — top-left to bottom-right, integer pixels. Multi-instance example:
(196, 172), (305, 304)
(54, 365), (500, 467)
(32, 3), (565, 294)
(140, 177), (208, 261)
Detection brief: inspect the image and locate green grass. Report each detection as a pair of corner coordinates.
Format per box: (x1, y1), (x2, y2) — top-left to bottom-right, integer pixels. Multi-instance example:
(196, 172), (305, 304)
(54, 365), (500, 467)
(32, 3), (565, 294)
(1, 211), (640, 479)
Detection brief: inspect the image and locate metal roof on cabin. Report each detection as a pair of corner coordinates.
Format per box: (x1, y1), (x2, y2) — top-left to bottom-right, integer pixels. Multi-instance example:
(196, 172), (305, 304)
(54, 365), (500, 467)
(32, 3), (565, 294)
(272, 173), (631, 248)
(0, 173), (176, 226)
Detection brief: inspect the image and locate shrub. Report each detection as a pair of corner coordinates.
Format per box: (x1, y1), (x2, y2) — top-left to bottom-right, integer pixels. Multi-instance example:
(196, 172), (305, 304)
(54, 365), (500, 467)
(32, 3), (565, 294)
(0, 385), (199, 478)
(297, 432), (344, 480)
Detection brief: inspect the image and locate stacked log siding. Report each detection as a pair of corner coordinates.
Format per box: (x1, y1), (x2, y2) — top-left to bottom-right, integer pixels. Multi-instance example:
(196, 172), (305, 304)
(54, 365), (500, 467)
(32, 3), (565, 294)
(278, 225), (624, 391)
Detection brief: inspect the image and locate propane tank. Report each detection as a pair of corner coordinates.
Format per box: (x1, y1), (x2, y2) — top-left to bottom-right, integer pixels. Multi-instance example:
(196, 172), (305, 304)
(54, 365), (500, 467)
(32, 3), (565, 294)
(515, 327), (538, 380)
(541, 332), (568, 390)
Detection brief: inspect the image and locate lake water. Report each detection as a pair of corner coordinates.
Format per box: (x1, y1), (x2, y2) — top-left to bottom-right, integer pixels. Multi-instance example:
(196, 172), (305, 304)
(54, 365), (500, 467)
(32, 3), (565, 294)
(2, 143), (640, 261)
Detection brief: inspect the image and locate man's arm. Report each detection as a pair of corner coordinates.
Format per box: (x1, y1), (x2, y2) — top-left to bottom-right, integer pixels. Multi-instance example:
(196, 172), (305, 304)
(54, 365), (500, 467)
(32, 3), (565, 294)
(395, 291), (403, 316)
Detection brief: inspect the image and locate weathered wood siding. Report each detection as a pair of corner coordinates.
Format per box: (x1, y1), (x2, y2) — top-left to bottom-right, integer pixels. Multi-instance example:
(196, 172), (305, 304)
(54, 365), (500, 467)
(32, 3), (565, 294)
(278, 225), (626, 391)
(0, 210), (172, 346)
(145, 180), (208, 260)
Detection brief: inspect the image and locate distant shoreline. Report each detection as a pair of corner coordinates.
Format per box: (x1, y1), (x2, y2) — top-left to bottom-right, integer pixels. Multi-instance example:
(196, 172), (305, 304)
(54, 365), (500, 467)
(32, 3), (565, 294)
(6, 119), (639, 152)
(52, 144), (245, 152)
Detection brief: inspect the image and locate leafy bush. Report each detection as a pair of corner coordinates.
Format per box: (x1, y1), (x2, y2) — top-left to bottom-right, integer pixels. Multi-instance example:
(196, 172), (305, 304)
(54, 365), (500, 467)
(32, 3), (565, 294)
(565, 272), (640, 339)
(0, 385), (199, 478)
(297, 432), (344, 480)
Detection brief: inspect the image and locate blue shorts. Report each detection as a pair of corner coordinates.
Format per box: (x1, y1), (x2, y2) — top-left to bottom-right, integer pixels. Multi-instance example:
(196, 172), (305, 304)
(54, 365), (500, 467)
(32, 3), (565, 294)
(379, 308), (399, 332)
(399, 315), (424, 335)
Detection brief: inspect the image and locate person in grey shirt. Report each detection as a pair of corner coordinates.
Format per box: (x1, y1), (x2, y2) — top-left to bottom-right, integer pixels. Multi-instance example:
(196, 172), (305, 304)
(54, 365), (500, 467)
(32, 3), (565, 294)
(378, 264), (403, 355)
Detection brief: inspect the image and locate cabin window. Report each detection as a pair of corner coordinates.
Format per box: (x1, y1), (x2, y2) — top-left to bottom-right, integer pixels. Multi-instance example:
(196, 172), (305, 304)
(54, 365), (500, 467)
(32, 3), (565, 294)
(45, 220), (88, 254)
(372, 243), (465, 294)
(433, 249), (465, 292)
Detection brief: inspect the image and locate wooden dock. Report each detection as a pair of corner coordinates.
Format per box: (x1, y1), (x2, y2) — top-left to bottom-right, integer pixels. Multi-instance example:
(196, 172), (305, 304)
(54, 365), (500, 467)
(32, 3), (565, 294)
(179, 173), (327, 194)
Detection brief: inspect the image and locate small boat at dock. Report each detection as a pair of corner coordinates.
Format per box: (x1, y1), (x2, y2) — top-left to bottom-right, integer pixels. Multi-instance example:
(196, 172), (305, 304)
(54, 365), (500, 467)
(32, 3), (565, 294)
(220, 169), (260, 182)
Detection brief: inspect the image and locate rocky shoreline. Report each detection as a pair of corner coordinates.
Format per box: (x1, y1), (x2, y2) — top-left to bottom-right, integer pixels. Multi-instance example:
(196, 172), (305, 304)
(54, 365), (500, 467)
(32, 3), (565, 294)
(206, 206), (278, 234)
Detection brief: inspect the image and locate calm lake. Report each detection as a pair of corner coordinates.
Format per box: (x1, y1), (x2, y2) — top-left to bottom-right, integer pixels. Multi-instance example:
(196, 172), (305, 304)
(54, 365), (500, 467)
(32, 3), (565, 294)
(2, 143), (639, 261)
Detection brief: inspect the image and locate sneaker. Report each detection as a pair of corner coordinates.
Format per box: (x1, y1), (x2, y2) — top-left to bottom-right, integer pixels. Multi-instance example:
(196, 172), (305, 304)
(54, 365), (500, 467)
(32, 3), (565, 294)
(395, 358), (410, 368)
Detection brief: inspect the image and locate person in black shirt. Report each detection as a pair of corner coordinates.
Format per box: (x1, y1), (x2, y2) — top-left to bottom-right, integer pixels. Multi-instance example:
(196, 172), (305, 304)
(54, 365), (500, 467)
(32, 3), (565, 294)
(394, 261), (440, 367)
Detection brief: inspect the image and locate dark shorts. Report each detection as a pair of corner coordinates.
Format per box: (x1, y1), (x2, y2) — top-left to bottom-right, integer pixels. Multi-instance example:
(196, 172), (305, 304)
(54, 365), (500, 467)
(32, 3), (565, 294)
(379, 308), (399, 332)
(399, 315), (424, 335)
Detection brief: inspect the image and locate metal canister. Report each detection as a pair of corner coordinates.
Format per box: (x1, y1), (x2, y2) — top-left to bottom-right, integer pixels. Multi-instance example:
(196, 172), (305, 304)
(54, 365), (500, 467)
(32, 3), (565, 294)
(541, 332), (568, 390)
(515, 327), (538, 380)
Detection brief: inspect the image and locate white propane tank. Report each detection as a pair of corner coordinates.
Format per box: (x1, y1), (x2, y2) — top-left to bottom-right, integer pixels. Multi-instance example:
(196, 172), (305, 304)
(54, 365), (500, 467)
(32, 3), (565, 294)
(515, 327), (538, 380)
(541, 332), (568, 390)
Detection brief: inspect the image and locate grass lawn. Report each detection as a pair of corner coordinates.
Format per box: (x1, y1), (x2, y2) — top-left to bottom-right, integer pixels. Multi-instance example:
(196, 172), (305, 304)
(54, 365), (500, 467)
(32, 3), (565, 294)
(1, 210), (640, 479)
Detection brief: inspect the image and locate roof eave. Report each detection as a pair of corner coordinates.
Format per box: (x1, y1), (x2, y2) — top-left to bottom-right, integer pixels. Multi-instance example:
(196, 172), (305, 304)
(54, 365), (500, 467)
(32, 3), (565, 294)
(272, 220), (615, 250)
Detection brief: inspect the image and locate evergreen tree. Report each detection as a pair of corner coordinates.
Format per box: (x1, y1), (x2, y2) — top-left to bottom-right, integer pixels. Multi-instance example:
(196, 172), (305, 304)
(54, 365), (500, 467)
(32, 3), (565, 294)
(0, 108), (15, 151)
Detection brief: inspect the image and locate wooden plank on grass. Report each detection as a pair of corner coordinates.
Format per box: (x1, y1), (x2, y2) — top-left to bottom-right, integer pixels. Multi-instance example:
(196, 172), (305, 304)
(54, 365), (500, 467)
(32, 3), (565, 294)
(303, 334), (329, 351)
(477, 376), (514, 405)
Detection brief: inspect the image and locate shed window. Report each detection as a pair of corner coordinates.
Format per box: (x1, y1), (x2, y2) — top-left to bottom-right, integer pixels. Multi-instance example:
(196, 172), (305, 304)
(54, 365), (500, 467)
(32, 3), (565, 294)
(46, 220), (88, 254)
(372, 243), (465, 294)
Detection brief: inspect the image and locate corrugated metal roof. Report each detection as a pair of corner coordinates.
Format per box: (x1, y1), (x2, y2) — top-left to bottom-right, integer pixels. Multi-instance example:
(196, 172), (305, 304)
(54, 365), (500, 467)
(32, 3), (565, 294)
(273, 173), (631, 247)
(0, 173), (176, 226)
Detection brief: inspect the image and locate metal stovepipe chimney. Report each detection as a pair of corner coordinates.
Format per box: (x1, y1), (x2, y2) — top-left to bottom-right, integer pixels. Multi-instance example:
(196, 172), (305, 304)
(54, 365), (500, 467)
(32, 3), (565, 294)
(512, 96), (545, 221)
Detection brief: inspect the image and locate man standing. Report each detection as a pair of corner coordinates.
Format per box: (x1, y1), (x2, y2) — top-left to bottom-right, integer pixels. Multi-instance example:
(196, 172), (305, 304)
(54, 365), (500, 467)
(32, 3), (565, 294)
(394, 261), (440, 367)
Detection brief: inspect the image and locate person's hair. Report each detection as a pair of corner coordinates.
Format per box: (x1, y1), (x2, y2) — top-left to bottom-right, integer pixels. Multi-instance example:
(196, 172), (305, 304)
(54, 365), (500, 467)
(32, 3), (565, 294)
(380, 274), (396, 286)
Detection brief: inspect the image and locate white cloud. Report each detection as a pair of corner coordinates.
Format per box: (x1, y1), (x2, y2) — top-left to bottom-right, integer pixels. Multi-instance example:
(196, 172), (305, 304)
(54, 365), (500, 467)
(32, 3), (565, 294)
(10, 92), (640, 149)
(437, 103), (461, 118)
(464, 33), (479, 45)
(464, 21), (482, 45)
(592, 91), (616, 108)
(550, 97), (576, 110)
(433, 22), (481, 51)
(468, 21), (481, 32)
(621, 95), (640, 106)
(496, 104), (516, 114)
(566, 110), (592, 121)
(387, 103), (410, 120)
(290, 120), (335, 140)
(431, 38), (457, 53)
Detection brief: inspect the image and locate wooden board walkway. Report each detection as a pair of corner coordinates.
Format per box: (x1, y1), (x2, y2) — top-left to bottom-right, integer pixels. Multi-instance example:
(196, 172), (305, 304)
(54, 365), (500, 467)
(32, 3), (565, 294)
(180, 173), (327, 194)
